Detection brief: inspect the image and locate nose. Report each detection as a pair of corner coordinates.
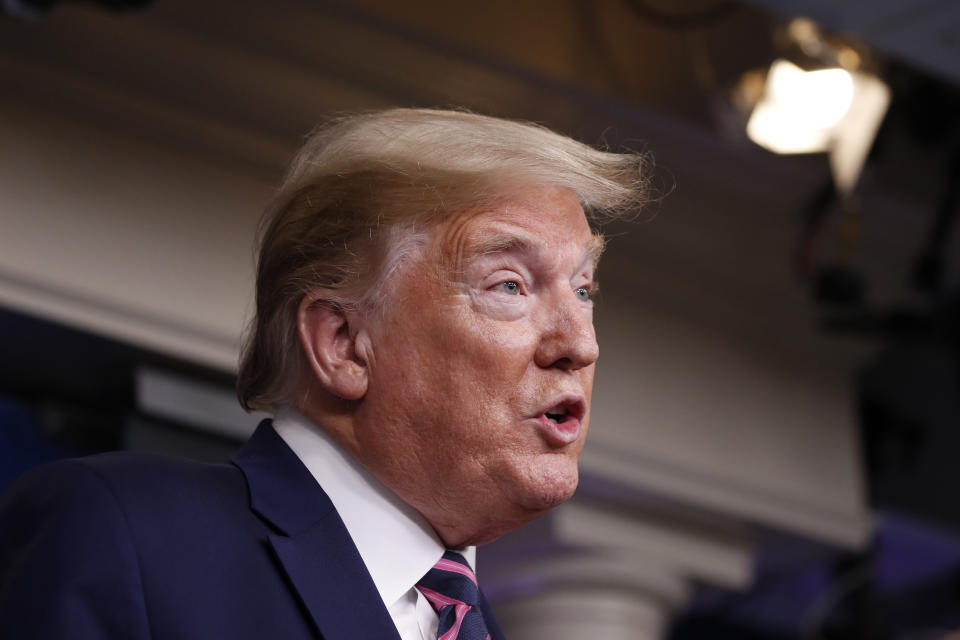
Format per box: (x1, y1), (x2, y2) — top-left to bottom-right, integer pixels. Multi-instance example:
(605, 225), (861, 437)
(534, 289), (600, 371)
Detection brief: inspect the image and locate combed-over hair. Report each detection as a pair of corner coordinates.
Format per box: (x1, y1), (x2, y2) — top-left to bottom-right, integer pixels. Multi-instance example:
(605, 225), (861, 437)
(237, 108), (651, 412)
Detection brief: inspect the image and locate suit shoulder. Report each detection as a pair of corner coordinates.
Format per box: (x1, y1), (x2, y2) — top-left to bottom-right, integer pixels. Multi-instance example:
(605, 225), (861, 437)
(0, 457), (127, 537)
(0, 457), (155, 637)
(73, 449), (241, 494)
(2, 451), (246, 529)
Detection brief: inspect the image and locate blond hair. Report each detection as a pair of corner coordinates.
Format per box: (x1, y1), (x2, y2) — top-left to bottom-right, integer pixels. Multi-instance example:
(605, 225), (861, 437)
(237, 108), (650, 412)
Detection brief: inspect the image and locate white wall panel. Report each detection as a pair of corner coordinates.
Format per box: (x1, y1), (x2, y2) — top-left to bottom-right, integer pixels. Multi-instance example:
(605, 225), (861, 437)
(0, 100), (271, 371)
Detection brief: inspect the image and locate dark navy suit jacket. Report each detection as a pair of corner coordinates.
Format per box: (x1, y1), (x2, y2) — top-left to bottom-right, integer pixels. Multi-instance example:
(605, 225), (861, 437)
(0, 421), (506, 639)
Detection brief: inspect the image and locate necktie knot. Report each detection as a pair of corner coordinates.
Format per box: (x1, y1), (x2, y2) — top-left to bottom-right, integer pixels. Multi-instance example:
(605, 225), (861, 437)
(416, 551), (491, 640)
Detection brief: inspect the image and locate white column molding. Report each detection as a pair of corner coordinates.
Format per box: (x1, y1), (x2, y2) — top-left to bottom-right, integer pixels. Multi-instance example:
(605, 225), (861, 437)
(555, 499), (753, 590)
(494, 586), (676, 640)
(483, 495), (756, 640)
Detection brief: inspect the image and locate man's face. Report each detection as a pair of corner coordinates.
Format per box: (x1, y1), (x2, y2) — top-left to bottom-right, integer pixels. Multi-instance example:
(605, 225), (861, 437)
(352, 186), (601, 546)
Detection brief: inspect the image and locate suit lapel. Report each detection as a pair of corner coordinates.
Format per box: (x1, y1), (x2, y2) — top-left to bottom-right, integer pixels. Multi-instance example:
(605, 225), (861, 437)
(268, 522), (403, 640)
(233, 421), (401, 640)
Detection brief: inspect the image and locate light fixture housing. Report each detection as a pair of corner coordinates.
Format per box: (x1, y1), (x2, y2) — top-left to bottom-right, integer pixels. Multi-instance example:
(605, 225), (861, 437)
(745, 36), (891, 194)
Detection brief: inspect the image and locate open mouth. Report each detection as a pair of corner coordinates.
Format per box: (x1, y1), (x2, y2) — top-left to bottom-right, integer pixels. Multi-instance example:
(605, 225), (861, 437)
(541, 397), (585, 425)
(535, 398), (585, 446)
(544, 405), (571, 424)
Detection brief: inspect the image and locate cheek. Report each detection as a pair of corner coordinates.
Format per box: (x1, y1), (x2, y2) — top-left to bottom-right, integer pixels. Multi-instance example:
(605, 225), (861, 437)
(371, 294), (542, 424)
(430, 309), (538, 380)
(581, 364), (596, 399)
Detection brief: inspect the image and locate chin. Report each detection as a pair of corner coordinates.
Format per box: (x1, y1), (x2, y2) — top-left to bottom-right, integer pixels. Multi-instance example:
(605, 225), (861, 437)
(510, 457), (580, 513)
(447, 461), (580, 547)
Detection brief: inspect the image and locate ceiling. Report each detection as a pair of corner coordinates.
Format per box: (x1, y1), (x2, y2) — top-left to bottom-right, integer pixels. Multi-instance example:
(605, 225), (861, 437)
(745, 0), (960, 85)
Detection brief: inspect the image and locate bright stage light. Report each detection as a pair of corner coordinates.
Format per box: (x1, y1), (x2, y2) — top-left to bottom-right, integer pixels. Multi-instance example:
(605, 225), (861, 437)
(746, 58), (890, 194)
(747, 59), (854, 154)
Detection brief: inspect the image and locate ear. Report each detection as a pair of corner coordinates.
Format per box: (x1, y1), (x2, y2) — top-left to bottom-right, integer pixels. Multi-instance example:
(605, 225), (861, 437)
(297, 291), (369, 401)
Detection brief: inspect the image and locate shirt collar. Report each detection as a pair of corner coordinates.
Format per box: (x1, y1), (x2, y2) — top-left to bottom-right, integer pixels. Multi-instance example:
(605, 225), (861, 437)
(271, 405), (476, 609)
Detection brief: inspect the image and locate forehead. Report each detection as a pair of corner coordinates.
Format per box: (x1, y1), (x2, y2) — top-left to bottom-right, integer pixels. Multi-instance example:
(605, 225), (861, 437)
(437, 187), (602, 267)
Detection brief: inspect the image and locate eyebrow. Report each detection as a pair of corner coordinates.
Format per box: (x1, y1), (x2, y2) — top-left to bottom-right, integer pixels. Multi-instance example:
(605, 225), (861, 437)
(472, 232), (606, 267)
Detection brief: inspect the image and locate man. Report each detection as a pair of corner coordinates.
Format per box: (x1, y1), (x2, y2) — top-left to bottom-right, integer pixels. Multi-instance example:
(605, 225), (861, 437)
(0, 108), (648, 639)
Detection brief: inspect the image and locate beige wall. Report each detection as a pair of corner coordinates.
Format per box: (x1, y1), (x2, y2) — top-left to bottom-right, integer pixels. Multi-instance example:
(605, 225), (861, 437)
(0, 99), (271, 370)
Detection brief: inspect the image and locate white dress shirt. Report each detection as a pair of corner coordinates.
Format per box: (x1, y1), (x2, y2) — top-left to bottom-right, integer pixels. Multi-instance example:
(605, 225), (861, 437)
(272, 405), (477, 640)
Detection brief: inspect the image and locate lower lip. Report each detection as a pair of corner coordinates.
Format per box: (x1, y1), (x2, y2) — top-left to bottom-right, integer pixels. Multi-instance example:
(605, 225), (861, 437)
(535, 414), (582, 447)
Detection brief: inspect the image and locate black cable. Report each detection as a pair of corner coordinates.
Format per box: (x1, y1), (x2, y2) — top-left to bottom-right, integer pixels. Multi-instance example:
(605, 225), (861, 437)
(621, 0), (740, 29)
(912, 143), (960, 295)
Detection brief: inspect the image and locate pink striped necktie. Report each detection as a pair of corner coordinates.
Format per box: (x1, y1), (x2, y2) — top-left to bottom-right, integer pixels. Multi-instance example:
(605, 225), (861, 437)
(416, 551), (492, 640)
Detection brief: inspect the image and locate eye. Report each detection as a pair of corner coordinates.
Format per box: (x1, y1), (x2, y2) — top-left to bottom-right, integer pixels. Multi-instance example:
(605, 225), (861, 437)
(499, 280), (521, 295)
(575, 286), (592, 302)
